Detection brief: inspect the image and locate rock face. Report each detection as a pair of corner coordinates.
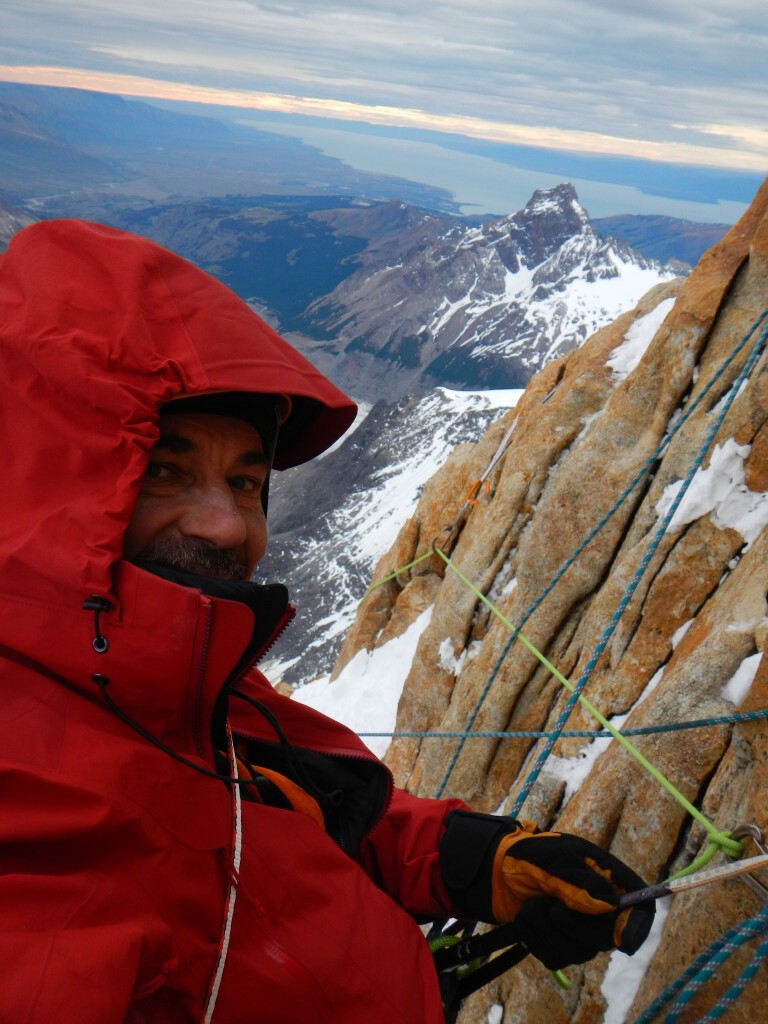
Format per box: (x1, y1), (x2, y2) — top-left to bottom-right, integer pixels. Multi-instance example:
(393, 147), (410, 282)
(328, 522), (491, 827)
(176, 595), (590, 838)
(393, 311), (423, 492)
(334, 179), (768, 1022)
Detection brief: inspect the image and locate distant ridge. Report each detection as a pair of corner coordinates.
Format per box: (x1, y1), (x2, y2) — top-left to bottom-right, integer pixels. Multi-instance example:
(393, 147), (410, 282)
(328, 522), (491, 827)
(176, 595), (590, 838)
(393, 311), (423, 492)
(593, 213), (729, 269)
(0, 81), (458, 211)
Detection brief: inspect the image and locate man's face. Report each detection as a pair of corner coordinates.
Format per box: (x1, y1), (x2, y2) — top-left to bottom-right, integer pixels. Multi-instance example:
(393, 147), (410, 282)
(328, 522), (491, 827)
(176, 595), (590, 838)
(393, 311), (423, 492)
(123, 412), (269, 580)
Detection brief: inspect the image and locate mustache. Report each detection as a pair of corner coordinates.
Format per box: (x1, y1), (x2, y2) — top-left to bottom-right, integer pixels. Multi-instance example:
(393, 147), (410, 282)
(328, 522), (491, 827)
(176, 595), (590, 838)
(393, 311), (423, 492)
(135, 537), (248, 580)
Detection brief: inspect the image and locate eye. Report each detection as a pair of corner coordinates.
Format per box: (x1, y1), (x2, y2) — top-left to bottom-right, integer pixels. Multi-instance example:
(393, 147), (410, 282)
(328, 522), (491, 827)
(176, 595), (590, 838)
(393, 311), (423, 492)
(144, 461), (175, 481)
(229, 475), (264, 494)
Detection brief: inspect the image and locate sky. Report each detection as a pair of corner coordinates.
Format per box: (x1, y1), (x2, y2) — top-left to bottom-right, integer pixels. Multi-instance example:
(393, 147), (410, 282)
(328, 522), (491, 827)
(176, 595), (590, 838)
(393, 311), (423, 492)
(1, 1), (767, 220)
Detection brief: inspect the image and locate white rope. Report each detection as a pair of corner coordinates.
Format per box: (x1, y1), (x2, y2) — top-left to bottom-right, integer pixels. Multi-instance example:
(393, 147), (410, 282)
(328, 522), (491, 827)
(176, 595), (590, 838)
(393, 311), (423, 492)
(202, 732), (243, 1023)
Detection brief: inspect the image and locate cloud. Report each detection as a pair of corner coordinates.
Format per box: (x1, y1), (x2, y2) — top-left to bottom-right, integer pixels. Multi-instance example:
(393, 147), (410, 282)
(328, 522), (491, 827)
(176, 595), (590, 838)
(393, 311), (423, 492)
(1, 0), (767, 170)
(3, 61), (766, 175)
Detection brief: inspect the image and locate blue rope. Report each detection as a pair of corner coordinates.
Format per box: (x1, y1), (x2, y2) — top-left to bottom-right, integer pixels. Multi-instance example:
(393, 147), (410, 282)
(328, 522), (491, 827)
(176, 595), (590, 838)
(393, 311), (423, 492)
(434, 307), (768, 800)
(418, 306), (768, 1017)
(632, 903), (768, 1024)
(696, 932), (768, 1023)
(510, 313), (768, 815)
(358, 707), (768, 741)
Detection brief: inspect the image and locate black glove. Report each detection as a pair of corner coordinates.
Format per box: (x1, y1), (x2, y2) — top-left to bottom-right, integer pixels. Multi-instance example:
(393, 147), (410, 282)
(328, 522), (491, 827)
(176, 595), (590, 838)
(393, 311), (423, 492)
(440, 811), (655, 971)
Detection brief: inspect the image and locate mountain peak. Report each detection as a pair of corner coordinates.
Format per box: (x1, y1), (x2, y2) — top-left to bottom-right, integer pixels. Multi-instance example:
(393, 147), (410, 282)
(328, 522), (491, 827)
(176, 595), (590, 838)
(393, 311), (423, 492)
(492, 182), (593, 265)
(521, 182), (588, 225)
(301, 184), (679, 397)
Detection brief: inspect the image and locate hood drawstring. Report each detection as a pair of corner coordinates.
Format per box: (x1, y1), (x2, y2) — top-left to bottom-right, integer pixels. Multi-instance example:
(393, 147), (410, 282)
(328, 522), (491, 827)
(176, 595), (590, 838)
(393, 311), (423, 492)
(83, 573), (329, 804)
(91, 672), (261, 788)
(90, 673), (344, 817)
(82, 567), (342, 813)
(228, 688), (344, 812)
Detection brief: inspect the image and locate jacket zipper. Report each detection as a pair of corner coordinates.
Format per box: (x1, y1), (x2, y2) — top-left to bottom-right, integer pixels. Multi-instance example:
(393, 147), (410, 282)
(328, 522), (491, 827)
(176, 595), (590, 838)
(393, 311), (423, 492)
(252, 604), (295, 665)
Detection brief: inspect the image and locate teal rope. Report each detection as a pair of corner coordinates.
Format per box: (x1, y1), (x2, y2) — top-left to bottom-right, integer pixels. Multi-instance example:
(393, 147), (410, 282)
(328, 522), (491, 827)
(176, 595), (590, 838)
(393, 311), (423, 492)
(358, 707), (768, 740)
(509, 312), (768, 816)
(696, 932), (768, 1023)
(433, 306), (768, 804)
(632, 903), (768, 1024)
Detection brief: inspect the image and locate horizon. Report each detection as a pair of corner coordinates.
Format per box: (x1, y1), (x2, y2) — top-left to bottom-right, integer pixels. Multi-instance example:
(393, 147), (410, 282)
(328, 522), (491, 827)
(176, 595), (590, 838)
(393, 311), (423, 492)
(1, 2), (767, 222)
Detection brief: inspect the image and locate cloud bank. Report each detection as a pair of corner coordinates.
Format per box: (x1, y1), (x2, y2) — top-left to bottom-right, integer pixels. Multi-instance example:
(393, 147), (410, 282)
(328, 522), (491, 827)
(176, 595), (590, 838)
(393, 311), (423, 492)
(1, 0), (767, 172)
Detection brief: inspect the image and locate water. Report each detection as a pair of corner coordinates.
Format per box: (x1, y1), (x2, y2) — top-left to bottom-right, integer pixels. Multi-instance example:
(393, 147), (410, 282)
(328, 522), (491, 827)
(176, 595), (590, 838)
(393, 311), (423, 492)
(237, 118), (748, 223)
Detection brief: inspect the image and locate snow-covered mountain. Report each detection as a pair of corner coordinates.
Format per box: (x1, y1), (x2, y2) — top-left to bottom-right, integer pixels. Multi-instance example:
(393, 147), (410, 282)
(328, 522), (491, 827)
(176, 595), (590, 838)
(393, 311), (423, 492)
(297, 184), (680, 396)
(0, 200), (33, 250)
(258, 186), (684, 685)
(258, 387), (522, 685)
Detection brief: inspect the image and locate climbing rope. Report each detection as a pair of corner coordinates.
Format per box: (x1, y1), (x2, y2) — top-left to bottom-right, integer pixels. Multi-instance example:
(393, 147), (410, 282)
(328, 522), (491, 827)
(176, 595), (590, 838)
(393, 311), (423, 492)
(355, 304), (768, 1014)
(432, 546), (742, 868)
(435, 304), (768, 807)
(358, 706), (768, 741)
(632, 903), (768, 1024)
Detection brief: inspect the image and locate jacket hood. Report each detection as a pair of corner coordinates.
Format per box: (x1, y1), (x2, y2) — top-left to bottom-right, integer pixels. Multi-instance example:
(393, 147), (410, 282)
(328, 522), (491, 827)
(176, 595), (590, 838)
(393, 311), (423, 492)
(0, 218), (356, 606)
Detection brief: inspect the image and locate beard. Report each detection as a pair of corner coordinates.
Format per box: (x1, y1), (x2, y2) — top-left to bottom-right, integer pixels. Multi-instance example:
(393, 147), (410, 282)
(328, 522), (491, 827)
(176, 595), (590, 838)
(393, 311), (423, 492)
(135, 537), (248, 581)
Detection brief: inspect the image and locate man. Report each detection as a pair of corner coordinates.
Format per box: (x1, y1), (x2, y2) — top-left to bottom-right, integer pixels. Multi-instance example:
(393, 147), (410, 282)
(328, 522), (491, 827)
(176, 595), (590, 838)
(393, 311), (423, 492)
(0, 219), (653, 1023)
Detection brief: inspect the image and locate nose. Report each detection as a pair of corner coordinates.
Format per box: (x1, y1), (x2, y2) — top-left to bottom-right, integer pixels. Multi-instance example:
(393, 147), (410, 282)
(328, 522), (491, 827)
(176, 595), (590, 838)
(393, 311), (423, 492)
(177, 484), (248, 551)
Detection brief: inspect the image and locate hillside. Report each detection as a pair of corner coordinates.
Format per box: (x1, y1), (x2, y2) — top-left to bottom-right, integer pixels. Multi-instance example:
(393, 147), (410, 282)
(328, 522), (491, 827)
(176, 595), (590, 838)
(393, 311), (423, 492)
(593, 214), (730, 270)
(0, 81), (458, 211)
(0, 199), (34, 249)
(258, 388), (522, 684)
(303, 178), (768, 1022)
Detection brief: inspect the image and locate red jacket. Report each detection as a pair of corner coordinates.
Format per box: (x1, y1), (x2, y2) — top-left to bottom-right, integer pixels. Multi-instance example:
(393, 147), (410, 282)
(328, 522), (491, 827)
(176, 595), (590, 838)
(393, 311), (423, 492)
(0, 221), (466, 1022)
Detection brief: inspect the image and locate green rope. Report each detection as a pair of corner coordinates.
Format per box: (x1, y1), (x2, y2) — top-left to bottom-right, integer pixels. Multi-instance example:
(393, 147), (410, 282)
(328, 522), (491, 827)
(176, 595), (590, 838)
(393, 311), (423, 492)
(358, 550), (434, 607)
(434, 547), (742, 857)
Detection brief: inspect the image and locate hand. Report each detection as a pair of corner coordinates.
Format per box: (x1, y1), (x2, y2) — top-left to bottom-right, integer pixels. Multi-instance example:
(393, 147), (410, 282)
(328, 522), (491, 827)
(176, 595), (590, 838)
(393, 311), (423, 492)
(492, 826), (655, 969)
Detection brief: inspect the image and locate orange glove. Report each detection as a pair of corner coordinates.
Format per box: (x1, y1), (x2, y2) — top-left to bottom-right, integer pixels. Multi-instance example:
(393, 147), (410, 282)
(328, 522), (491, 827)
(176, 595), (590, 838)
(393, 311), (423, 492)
(440, 811), (654, 970)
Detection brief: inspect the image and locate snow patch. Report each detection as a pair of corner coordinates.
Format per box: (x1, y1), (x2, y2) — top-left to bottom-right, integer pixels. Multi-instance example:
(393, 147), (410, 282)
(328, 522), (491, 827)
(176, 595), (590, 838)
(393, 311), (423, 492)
(671, 619), (694, 649)
(606, 297), (676, 380)
(602, 900), (671, 1024)
(486, 1006), (503, 1024)
(545, 715), (626, 805)
(721, 652), (762, 705)
(291, 606), (434, 758)
(438, 637), (482, 675)
(317, 400), (373, 458)
(436, 386), (524, 412)
(656, 438), (768, 548)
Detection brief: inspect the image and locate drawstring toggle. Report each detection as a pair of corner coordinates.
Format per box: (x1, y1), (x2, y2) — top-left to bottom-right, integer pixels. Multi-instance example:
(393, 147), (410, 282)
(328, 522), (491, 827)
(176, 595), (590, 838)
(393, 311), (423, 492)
(83, 596), (111, 653)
